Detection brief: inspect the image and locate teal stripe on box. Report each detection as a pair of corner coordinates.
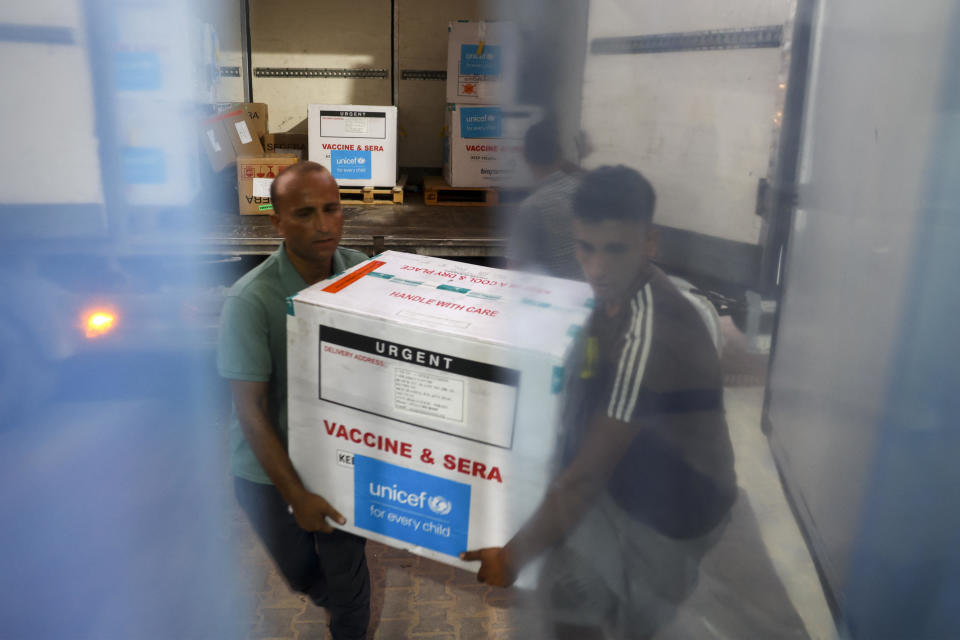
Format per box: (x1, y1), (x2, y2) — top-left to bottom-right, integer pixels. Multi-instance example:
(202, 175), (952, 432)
(521, 298), (550, 309)
(466, 291), (501, 301)
(551, 366), (566, 394)
(286, 297), (295, 316)
(393, 279), (423, 286)
(367, 271), (395, 280)
(438, 284), (470, 294)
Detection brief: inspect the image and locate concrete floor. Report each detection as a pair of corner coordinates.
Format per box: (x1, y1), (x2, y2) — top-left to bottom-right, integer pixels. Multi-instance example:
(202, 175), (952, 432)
(230, 322), (838, 640)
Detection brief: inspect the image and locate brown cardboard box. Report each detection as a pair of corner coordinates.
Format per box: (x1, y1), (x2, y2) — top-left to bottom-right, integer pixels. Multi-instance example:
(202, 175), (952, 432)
(201, 109), (264, 172)
(264, 132), (308, 159)
(236, 154), (298, 215)
(216, 102), (268, 140)
(221, 109), (264, 157)
(200, 118), (235, 172)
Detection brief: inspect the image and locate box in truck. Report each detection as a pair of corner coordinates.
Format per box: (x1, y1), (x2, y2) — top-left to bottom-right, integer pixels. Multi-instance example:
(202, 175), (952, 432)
(201, 109), (263, 172)
(264, 132), (308, 159)
(236, 153), (298, 214)
(307, 105), (397, 187)
(287, 251), (592, 571)
(443, 104), (540, 188)
(446, 21), (520, 104)
(215, 102), (269, 141)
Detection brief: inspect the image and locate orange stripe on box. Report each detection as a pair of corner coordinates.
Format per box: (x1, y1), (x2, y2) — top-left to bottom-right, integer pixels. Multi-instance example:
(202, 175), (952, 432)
(322, 260), (386, 293)
(202, 109), (244, 125)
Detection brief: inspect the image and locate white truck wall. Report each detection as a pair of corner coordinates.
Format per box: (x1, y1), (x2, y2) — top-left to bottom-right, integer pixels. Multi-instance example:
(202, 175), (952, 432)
(0, 0), (103, 205)
(765, 0), (956, 601)
(203, 0), (246, 103)
(247, 0), (483, 166)
(249, 0), (393, 134)
(495, 0), (591, 167)
(581, 0), (794, 245)
(397, 0), (483, 167)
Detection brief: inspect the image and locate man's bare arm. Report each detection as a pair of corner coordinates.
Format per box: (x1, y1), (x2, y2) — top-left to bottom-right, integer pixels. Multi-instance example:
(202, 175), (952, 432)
(462, 413), (639, 585)
(231, 379), (346, 533)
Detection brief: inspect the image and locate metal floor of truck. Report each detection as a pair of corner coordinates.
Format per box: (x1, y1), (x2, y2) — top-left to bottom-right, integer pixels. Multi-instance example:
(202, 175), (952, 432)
(227, 319), (837, 640)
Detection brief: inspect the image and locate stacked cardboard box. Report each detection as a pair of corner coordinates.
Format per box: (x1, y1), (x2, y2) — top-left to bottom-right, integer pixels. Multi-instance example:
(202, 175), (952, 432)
(445, 21), (519, 105)
(200, 102), (313, 215)
(444, 104), (540, 188)
(215, 102), (269, 140)
(443, 22), (539, 188)
(287, 251), (592, 572)
(236, 154), (299, 215)
(264, 132), (308, 159)
(200, 107), (264, 173)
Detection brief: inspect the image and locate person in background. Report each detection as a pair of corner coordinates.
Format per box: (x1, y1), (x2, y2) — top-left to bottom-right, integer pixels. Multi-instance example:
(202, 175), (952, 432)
(464, 166), (737, 640)
(508, 118), (584, 280)
(218, 162), (371, 640)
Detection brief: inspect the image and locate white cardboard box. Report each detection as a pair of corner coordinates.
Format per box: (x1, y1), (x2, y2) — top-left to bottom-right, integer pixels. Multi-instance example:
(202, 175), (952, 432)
(447, 21), (520, 104)
(287, 251), (592, 573)
(443, 104), (540, 188)
(308, 105), (398, 187)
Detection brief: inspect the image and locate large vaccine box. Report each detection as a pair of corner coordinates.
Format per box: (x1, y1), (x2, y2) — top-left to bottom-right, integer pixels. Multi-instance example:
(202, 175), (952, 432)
(287, 251), (592, 573)
(443, 104), (540, 188)
(307, 104), (398, 187)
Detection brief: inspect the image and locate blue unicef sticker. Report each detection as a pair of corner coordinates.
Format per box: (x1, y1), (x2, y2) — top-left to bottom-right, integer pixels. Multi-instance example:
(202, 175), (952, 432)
(331, 149), (372, 180)
(354, 455), (471, 557)
(459, 44), (501, 76)
(460, 107), (501, 138)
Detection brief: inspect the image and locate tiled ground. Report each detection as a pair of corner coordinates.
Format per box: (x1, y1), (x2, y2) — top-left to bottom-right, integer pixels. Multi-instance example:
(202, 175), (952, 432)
(231, 508), (547, 640)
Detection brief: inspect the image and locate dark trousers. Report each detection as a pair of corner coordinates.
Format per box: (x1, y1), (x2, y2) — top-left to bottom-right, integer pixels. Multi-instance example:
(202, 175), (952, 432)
(234, 477), (370, 640)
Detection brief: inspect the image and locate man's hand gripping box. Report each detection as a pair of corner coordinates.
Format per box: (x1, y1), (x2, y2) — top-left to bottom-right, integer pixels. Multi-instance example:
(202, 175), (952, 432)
(287, 251), (591, 573)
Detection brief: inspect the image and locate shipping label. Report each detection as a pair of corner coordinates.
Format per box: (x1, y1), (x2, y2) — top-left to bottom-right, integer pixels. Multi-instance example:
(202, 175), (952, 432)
(234, 120), (253, 144)
(394, 368), (464, 422)
(354, 455), (471, 556)
(252, 177), (273, 198)
(206, 129), (221, 153)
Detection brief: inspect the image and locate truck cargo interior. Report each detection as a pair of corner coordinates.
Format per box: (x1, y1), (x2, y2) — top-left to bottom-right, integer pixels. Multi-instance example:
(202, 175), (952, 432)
(2, 0), (958, 639)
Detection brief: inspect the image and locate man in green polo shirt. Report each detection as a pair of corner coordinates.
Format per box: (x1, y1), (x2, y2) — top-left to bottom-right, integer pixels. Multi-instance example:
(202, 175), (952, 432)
(218, 162), (371, 640)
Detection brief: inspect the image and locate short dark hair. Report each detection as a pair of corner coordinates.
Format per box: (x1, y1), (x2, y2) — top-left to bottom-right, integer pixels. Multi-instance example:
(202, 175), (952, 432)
(523, 118), (562, 167)
(572, 165), (656, 225)
(269, 161), (331, 210)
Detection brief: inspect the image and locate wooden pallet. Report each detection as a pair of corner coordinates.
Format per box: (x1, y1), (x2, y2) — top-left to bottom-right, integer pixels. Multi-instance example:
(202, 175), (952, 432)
(423, 175), (527, 207)
(339, 174), (406, 205)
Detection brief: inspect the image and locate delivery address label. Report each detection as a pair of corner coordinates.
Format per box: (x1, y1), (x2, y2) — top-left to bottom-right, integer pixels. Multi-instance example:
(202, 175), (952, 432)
(394, 368), (464, 423)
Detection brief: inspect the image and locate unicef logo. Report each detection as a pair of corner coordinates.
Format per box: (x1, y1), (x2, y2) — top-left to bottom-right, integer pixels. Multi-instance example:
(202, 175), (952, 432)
(356, 156), (366, 164)
(428, 495), (452, 516)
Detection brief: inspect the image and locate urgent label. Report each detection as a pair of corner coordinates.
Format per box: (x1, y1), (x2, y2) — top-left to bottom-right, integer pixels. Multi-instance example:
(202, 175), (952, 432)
(318, 325), (520, 448)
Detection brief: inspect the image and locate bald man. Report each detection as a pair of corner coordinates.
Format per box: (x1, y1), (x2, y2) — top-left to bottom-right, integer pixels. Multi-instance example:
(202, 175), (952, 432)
(218, 162), (371, 639)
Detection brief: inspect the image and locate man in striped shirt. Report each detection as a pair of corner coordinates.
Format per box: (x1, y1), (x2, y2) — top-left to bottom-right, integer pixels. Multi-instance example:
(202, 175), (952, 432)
(462, 166), (737, 639)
